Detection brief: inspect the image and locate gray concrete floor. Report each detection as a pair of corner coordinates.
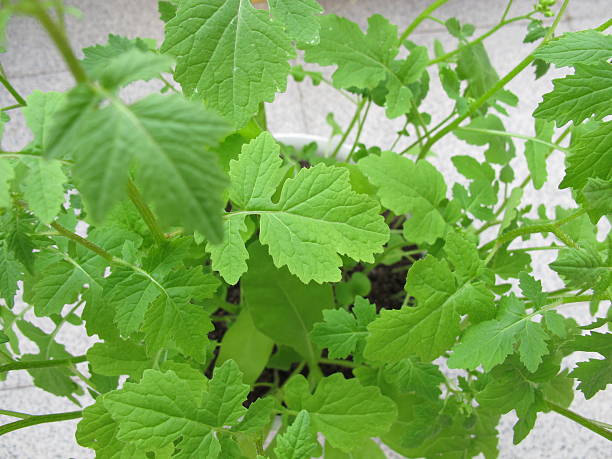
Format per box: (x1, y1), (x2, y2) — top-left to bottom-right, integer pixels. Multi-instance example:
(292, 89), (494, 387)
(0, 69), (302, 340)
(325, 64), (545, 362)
(1, 0), (611, 457)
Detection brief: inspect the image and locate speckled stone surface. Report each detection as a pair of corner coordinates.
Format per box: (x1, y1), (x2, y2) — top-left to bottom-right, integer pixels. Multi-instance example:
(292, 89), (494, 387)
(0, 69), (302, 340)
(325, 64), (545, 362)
(1, 0), (610, 457)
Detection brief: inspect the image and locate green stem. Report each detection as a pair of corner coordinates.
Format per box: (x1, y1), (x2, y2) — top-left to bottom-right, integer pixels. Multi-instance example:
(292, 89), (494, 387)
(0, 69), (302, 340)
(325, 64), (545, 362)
(0, 71), (26, 107)
(32, 4), (87, 84)
(547, 401), (612, 441)
(49, 221), (114, 261)
(455, 127), (571, 154)
(0, 411), (82, 436)
(127, 180), (166, 244)
(399, 0), (449, 42)
(390, 118), (410, 151)
(331, 98), (366, 159)
(0, 355), (87, 373)
(597, 18), (612, 31)
(346, 99), (372, 163)
(418, 0), (570, 161)
(0, 409), (32, 419)
(318, 358), (359, 369)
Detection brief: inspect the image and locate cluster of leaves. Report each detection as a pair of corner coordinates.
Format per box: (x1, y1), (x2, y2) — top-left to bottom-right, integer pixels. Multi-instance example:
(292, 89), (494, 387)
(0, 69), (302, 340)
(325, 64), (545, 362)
(0, 0), (610, 458)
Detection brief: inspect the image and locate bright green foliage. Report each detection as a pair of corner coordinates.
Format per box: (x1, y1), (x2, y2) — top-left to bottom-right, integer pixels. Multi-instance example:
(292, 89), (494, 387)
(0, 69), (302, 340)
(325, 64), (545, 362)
(581, 178), (612, 221)
(302, 14), (426, 118)
(366, 252), (494, 363)
(568, 332), (612, 399)
(81, 34), (153, 74)
(448, 295), (549, 372)
(524, 119), (554, 189)
(311, 296), (375, 360)
(451, 155), (498, 220)
(0, 159), (14, 209)
(550, 246), (608, 289)
(534, 62), (612, 126)
(359, 151), (450, 245)
(269, 0), (324, 44)
(210, 133), (388, 283)
(103, 361), (249, 458)
(21, 158), (66, 224)
(241, 242), (332, 361)
(161, 0), (295, 127)
(559, 121), (612, 190)
(87, 339), (150, 379)
(285, 374), (397, 452)
(533, 30), (612, 67)
(384, 357), (445, 400)
(274, 410), (319, 459)
(454, 115), (515, 165)
(22, 90), (66, 149)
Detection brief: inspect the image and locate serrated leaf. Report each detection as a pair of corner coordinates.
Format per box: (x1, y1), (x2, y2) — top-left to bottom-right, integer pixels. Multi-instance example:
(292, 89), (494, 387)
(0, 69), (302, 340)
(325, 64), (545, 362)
(0, 159), (14, 209)
(161, 0), (295, 127)
(21, 158), (67, 224)
(87, 339), (150, 379)
(310, 296), (375, 360)
(269, 0), (323, 44)
(292, 374), (397, 452)
(206, 215), (249, 285)
(0, 243), (21, 307)
(534, 62), (612, 126)
(454, 115), (515, 165)
(550, 246), (608, 289)
(384, 358), (445, 400)
(524, 119), (554, 189)
(571, 358), (611, 399)
(302, 14), (420, 118)
(448, 295), (549, 372)
(533, 30), (612, 67)
(52, 91), (230, 241)
(559, 121), (612, 190)
(359, 151), (448, 245)
(217, 133), (387, 283)
(104, 360), (248, 459)
(22, 90), (66, 149)
(274, 410), (318, 459)
(581, 177), (612, 221)
(82, 34), (153, 74)
(365, 255), (494, 363)
(518, 272), (547, 310)
(92, 48), (174, 89)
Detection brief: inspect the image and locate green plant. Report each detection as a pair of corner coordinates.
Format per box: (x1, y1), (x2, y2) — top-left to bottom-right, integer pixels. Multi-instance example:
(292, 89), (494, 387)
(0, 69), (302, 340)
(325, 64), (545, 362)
(0, 0), (610, 457)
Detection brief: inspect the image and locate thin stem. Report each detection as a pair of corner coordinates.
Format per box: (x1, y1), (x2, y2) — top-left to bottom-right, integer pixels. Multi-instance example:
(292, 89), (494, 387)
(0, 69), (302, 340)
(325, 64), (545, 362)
(455, 127), (571, 154)
(331, 98), (365, 159)
(0, 355), (87, 373)
(399, 0), (449, 42)
(45, 301), (83, 359)
(346, 99), (372, 163)
(547, 401), (612, 441)
(318, 358), (359, 369)
(127, 180), (166, 244)
(0, 72), (26, 107)
(69, 364), (101, 394)
(400, 112), (454, 155)
(418, 0), (570, 161)
(0, 409), (32, 419)
(49, 221), (114, 261)
(32, 4), (87, 84)
(500, 0), (514, 22)
(159, 75), (180, 93)
(390, 118), (409, 151)
(0, 411), (82, 436)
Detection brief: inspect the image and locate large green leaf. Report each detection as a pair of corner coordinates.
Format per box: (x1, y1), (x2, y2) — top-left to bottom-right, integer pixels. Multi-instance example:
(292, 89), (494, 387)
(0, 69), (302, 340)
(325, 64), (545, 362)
(359, 151), (449, 245)
(533, 30), (612, 67)
(161, 0), (295, 127)
(269, 0), (323, 44)
(241, 242), (332, 361)
(21, 158), (67, 224)
(209, 133), (388, 283)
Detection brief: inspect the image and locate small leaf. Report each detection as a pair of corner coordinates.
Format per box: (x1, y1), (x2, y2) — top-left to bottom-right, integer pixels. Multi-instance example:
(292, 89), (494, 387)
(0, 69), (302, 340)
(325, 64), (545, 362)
(274, 410), (319, 459)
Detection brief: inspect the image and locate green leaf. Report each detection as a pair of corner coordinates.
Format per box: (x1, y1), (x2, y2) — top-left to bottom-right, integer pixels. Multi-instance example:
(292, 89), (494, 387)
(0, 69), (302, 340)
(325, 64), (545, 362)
(161, 0), (295, 127)
(359, 151), (448, 245)
(242, 242), (332, 361)
(217, 308), (274, 384)
(310, 296), (375, 360)
(302, 14), (421, 118)
(104, 360), (249, 459)
(365, 255), (494, 363)
(559, 121), (612, 190)
(448, 295), (549, 372)
(53, 92), (230, 241)
(0, 243), (21, 307)
(550, 246), (608, 289)
(0, 159), (14, 209)
(533, 30), (612, 67)
(454, 115), (515, 165)
(518, 272), (547, 310)
(456, 42), (499, 102)
(76, 395), (148, 459)
(274, 410), (319, 459)
(571, 358), (611, 399)
(384, 358), (445, 400)
(524, 119), (554, 189)
(291, 374), (397, 452)
(581, 177), (612, 221)
(22, 90), (66, 149)
(87, 339), (150, 379)
(269, 0), (323, 44)
(26, 252), (87, 316)
(21, 158), (67, 224)
(206, 215), (250, 285)
(91, 48), (174, 90)
(217, 133), (388, 283)
(534, 62), (612, 126)
(82, 34), (153, 74)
